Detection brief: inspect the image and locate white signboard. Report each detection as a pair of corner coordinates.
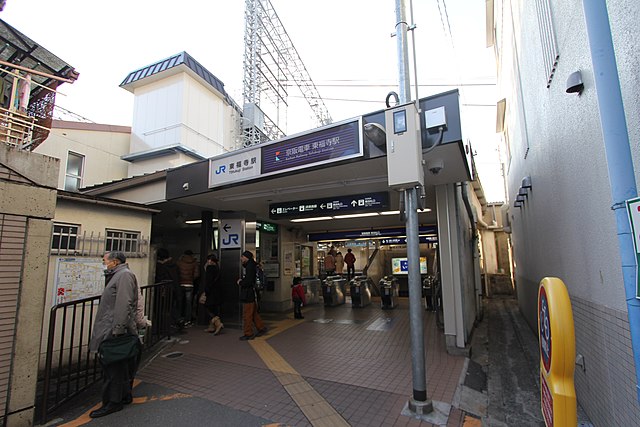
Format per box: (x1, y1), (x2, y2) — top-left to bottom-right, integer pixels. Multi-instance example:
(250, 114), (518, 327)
(219, 219), (242, 249)
(209, 148), (261, 188)
(54, 258), (105, 305)
(626, 197), (640, 298)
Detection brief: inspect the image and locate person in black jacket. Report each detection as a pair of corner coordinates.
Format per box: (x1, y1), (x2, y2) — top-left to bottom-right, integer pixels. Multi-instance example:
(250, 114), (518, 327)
(155, 248), (182, 328)
(237, 251), (266, 340)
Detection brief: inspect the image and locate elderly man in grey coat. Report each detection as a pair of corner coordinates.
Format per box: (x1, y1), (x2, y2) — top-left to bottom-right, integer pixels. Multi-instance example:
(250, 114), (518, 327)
(89, 251), (139, 418)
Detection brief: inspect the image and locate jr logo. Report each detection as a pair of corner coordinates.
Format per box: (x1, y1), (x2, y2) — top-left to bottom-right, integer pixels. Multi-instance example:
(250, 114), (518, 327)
(215, 165), (226, 175)
(222, 233), (239, 246)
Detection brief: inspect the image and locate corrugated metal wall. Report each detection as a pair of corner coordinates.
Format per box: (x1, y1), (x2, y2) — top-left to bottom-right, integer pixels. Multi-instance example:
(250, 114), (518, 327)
(0, 213), (27, 420)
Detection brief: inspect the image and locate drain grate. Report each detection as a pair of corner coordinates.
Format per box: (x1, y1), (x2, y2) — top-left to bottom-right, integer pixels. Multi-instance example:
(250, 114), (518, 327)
(163, 351), (184, 359)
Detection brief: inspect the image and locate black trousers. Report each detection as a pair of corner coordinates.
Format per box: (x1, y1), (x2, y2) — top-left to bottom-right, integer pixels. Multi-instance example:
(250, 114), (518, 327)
(100, 356), (136, 404)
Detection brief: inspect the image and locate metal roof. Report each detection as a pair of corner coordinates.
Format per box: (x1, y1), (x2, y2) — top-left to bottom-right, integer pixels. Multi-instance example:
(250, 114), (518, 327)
(0, 19), (79, 91)
(119, 51), (232, 104)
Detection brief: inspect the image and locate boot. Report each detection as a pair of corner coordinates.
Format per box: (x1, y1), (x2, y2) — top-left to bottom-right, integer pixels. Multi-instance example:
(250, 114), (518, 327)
(212, 316), (224, 335)
(204, 317), (216, 333)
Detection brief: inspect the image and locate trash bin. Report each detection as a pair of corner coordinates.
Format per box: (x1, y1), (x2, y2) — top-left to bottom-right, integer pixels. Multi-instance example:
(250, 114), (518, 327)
(322, 275), (346, 306)
(350, 276), (371, 308)
(302, 277), (321, 305)
(379, 276), (399, 309)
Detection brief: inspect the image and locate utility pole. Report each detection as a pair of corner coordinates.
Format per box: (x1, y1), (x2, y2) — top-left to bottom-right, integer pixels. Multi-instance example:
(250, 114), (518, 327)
(392, 0), (433, 418)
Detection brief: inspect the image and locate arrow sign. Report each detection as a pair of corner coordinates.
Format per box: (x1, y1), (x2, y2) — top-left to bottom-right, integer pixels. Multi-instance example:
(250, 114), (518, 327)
(269, 192), (390, 219)
(223, 223), (231, 232)
(219, 220), (242, 249)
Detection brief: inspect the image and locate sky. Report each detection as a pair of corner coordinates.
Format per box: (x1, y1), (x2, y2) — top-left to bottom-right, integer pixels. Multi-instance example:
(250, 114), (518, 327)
(2, 0), (503, 202)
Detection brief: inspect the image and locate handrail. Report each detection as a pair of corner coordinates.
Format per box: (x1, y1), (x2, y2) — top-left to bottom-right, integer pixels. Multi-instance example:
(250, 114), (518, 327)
(39, 281), (173, 423)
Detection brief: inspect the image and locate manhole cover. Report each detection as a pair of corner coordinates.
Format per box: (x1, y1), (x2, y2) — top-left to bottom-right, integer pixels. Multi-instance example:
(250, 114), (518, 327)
(163, 352), (184, 359)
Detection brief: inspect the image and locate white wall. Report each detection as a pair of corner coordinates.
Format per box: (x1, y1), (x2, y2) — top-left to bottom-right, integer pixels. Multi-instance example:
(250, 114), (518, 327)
(495, 0), (640, 423)
(35, 121), (131, 189)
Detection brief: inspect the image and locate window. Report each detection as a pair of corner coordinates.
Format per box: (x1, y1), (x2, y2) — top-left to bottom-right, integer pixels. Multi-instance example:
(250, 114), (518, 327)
(105, 229), (140, 253)
(65, 152), (84, 191)
(52, 223), (79, 254)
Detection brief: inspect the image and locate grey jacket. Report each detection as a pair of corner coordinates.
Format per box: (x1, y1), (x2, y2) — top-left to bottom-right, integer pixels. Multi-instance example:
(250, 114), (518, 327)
(89, 263), (139, 353)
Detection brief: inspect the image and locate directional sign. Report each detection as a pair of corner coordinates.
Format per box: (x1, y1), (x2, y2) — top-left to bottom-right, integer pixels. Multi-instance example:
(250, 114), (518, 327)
(269, 192), (389, 219)
(308, 225), (437, 242)
(626, 197), (640, 298)
(219, 219), (242, 249)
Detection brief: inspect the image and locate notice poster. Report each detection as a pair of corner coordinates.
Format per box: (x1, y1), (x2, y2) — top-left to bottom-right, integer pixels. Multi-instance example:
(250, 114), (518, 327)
(54, 258), (105, 305)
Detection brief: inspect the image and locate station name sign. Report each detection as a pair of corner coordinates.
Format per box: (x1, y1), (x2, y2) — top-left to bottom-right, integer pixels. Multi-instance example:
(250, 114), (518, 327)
(269, 192), (389, 219)
(208, 119), (362, 189)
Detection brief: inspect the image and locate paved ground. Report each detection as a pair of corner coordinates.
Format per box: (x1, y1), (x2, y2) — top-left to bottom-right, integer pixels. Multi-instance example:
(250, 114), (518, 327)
(40, 295), (584, 427)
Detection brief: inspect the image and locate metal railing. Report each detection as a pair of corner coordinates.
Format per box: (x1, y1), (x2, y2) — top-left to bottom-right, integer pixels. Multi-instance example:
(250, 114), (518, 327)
(39, 281), (173, 423)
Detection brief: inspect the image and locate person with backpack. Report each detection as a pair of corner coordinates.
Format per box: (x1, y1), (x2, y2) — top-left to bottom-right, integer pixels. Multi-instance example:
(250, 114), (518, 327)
(291, 277), (306, 319)
(237, 251), (267, 340)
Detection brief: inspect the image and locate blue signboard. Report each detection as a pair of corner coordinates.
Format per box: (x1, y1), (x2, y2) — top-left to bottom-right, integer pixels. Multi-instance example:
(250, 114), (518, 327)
(380, 236), (438, 245)
(308, 225), (437, 242)
(261, 120), (362, 175)
(269, 192), (389, 219)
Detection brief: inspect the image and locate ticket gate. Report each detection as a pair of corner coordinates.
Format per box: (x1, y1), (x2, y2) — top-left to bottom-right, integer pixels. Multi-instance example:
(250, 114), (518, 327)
(379, 276), (399, 309)
(302, 277), (322, 305)
(322, 275), (346, 306)
(350, 276), (372, 308)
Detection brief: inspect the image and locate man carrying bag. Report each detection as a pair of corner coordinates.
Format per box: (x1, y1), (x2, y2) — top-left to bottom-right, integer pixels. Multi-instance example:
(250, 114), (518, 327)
(89, 251), (141, 418)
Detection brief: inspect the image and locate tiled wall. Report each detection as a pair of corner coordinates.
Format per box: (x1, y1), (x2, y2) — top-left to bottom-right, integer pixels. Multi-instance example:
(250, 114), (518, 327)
(572, 296), (640, 426)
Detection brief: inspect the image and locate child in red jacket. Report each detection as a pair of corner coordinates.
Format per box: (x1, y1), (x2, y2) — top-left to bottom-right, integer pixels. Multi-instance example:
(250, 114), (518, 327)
(291, 277), (306, 319)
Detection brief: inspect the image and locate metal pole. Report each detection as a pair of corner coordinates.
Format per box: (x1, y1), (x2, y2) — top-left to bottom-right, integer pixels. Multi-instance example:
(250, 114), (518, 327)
(582, 0), (640, 401)
(395, 0), (431, 411)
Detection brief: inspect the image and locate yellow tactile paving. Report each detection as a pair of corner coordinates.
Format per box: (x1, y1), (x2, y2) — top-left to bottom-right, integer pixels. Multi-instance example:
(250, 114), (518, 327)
(250, 319), (350, 427)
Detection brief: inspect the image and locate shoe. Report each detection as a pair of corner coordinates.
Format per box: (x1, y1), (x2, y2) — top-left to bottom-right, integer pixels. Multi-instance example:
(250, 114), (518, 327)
(213, 317), (224, 335)
(256, 328), (268, 337)
(239, 335), (254, 341)
(122, 394), (133, 404)
(204, 317), (216, 333)
(90, 402), (123, 418)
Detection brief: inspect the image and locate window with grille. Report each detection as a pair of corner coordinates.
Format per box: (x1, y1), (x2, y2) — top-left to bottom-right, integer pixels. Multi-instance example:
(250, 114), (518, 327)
(52, 223), (79, 254)
(64, 152), (84, 192)
(105, 229), (140, 253)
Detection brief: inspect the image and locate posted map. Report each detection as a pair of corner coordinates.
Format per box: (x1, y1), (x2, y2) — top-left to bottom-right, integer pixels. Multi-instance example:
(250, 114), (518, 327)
(54, 258), (105, 305)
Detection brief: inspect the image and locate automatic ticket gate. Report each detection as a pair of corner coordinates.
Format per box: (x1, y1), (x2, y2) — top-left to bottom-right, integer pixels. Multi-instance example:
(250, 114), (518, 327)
(379, 276), (399, 309)
(302, 277), (322, 305)
(350, 276), (372, 308)
(323, 275), (346, 306)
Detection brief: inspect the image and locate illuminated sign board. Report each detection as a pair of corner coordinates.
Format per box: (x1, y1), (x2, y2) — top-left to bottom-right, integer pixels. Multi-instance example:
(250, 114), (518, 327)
(308, 225), (437, 242)
(209, 148), (261, 188)
(269, 192), (389, 219)
(257, 221), (278, 233)
(261, 119), (362, 175)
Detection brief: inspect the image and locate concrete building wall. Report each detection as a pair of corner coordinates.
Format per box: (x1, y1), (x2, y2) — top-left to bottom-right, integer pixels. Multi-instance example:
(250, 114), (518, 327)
(494, 0), (640, 423)
(0, 146), (58, 426)
(34, 121), (131, 189)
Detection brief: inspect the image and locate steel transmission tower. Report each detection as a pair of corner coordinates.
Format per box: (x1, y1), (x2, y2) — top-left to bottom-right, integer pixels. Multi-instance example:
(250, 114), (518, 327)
(241, 0), (332, 147)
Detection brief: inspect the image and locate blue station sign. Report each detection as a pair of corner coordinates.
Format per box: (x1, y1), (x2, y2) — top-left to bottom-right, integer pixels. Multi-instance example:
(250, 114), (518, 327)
(269, 192), (389, 219)
(261, 119), (362, 176)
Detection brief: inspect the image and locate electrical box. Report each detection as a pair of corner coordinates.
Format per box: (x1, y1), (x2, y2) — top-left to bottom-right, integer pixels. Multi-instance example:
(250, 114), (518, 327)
(385, 101), (424, 189)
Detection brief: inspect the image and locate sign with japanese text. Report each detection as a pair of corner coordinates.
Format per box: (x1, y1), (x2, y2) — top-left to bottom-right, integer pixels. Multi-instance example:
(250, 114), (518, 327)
(269, 192), (389, 219)
(208, 148), (261, 188)
(261, 119), (362, 175)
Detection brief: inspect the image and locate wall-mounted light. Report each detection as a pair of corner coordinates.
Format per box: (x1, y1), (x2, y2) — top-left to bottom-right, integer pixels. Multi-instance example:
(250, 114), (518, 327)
(566, 71), (584, 95)
(516, 194), (526, 204)
(521, 176), (532, 190)
(514, 201), (523, 208)
(518, 187), (529, 198)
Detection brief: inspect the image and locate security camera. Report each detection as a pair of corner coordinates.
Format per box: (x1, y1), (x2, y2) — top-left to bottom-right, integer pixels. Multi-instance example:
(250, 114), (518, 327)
(182, 182), (190, 191)
(427, 159), (444, 175)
